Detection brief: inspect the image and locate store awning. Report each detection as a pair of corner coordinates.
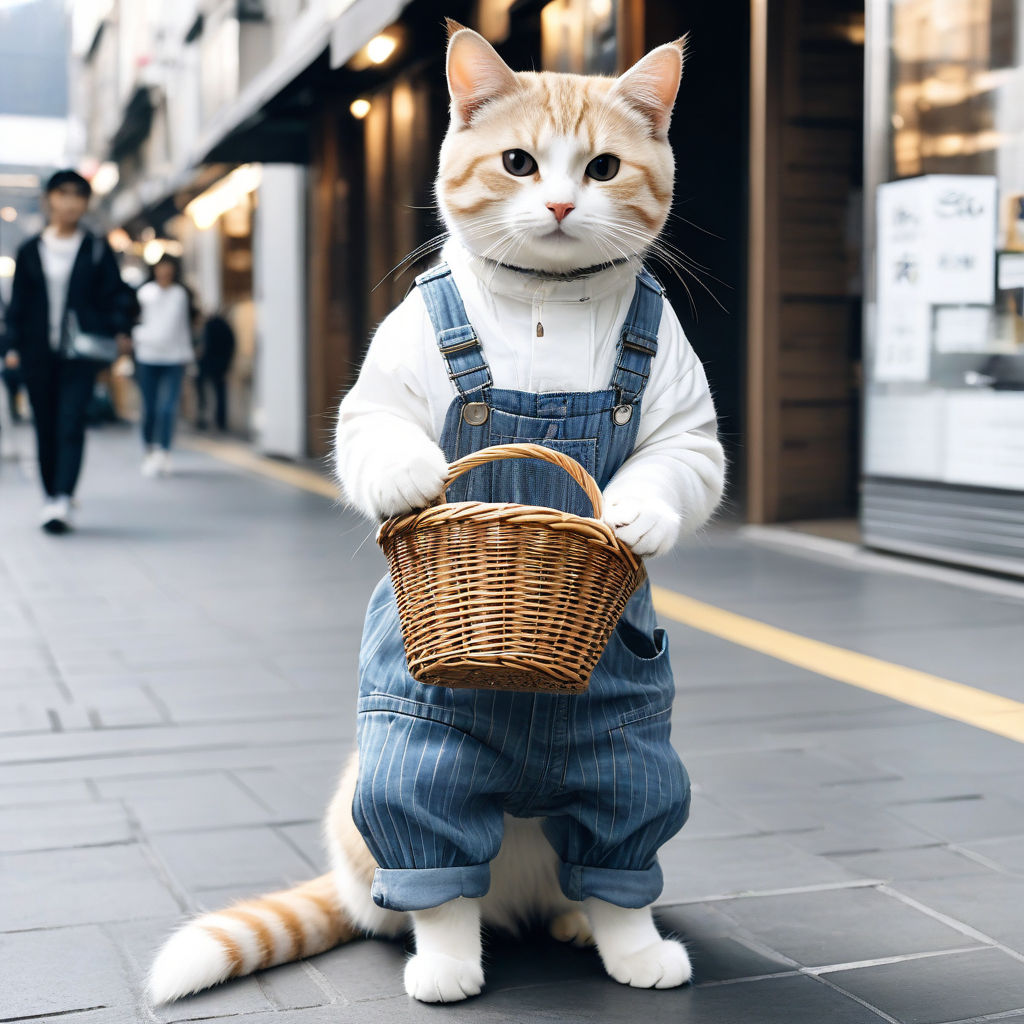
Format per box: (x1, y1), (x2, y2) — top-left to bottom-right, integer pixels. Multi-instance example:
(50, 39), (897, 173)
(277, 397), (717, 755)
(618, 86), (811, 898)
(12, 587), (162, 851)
(189, 0), (413, 167)
(328, 0), (412, 68)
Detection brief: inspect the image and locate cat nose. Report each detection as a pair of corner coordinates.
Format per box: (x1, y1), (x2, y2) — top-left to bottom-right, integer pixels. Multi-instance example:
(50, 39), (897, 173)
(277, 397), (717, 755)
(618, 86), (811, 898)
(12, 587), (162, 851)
(546, 202), (575, 223)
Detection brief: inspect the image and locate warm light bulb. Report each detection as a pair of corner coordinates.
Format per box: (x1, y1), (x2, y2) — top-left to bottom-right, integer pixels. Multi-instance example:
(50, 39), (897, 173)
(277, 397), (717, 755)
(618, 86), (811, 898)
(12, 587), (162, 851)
(365, 34), (397, 64)
(0, 206), (16, 222)
(143, 239), (164, 265)
(350, 98), (371, 119)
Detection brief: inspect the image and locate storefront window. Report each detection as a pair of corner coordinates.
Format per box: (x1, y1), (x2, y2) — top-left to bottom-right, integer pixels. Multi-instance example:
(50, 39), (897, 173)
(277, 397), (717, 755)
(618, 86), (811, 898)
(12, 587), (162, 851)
(869, 0), (1024, 480)
(863, 0), (1024, 571)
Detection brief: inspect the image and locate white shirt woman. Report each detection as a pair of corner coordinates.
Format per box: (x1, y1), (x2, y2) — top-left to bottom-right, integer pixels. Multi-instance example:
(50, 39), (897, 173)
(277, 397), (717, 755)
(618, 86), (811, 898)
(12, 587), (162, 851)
(132, 258), (194, 476)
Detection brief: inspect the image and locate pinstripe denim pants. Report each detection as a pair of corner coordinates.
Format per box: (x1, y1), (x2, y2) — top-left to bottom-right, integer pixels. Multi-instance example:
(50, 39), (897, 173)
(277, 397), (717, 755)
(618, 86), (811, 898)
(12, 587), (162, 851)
(353, 265), (690, 912)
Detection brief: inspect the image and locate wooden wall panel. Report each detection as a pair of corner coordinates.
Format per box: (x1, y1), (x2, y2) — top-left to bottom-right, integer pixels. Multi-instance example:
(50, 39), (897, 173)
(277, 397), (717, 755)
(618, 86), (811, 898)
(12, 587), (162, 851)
(747, 0), (863, 522)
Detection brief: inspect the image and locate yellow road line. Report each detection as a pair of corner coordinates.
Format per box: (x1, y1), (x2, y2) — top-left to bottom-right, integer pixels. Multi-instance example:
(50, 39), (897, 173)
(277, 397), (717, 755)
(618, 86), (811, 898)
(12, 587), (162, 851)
(652, 586), (1024, 744)
(182, 436), (339, 499)
(186, 437), (1024, 744)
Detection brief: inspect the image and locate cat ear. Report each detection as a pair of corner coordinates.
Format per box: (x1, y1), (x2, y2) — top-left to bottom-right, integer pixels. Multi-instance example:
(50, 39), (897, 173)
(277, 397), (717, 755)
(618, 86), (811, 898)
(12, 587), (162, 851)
(446, 26), (517, 126)
(609, 37), (686, 137)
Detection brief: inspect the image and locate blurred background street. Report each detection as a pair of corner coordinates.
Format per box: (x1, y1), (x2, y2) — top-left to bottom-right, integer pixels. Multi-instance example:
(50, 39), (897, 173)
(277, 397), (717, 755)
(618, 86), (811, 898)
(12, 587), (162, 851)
(2, 0), (1024, 1021)
(2, 425), (1024, 1024)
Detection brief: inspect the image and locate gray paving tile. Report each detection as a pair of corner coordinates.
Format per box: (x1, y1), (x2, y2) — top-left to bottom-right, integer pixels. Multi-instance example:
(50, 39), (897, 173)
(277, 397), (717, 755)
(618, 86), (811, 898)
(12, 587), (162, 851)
(278, 822), (326, 870)
(655, 904), (794, 982)
(97, 772), (277, 832)
(472, 971), (887, 1023)
(150, 826), (314, 891)
(827, 947), (1024, 1024)
(659, 833), (859, 903)
(884, 795), (1024, 844)
(154, 977), (273, 1022)
(718, 792), (937, 855)
(232, 767), (332, 821)
(0, 843), (181, 929)
(957, 834), (1024, 874)
(0, 778), (93, 806)
(308, 937), (409, 1002)
(254, 961), (335, 1011)
(833, 845), (996, 883)
(0, 800), (132, 852)
(0, 925), (136, 1017)
(711, 887), (977, 968)
(892, 876), (1024, 951)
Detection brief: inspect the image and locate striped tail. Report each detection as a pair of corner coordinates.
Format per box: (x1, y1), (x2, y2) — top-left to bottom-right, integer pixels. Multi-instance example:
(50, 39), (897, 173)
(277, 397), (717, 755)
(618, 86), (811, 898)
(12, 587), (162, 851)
(148, 874), (355, 1004)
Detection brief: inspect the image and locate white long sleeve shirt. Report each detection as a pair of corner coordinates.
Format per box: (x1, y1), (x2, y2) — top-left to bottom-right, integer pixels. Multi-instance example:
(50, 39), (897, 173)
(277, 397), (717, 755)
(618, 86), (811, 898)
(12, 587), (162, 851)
(336, 241), (725, 533)
(132, 282), (194, 364)
(39, 227), (84, 349)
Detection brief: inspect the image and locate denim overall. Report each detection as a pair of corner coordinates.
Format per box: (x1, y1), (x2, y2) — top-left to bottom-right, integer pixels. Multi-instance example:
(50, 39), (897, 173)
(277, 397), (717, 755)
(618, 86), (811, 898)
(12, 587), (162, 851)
(353, 263), (690, 912)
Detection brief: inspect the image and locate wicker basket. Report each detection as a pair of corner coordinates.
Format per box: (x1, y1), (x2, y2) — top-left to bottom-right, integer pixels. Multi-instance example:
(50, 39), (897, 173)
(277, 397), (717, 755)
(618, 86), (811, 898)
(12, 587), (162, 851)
(377, 443), (646, 694)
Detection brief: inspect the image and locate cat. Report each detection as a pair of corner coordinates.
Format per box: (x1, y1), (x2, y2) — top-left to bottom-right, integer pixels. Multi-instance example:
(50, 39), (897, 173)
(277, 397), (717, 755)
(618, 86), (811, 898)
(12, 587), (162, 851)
(148, 21), (725, 1006)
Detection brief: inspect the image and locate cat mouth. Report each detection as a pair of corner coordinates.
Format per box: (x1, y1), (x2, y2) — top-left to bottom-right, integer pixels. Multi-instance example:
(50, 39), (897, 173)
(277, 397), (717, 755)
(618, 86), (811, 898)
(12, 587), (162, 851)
(537, 226), (577, 242)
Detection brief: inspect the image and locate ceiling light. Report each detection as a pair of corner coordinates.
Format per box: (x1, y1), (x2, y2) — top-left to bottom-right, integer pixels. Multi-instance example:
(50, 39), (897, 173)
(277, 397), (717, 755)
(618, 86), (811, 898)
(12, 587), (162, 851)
(365, 34), (397, 64)
(350, 98), (371, 119)
(0, 206), (17, 222)
(185, 164), (263, 230)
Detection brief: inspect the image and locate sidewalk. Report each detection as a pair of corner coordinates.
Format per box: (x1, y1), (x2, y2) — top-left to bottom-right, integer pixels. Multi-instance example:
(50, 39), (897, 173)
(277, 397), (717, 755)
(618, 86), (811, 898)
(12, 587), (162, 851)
(2, 424), (1024, 1024)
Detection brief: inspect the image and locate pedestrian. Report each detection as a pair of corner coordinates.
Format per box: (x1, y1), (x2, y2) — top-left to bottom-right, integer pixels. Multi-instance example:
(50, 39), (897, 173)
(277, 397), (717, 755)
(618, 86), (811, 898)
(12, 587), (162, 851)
(1, 169), (134, 533)
(132, 254), (196, 477)
(0, 301), (24, 422)
(195, 311), (235, 432)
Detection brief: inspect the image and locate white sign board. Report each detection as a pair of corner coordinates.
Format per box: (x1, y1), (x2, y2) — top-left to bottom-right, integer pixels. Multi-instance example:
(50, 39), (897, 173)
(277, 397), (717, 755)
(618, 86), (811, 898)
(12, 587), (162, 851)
(874, 175), (997, 381)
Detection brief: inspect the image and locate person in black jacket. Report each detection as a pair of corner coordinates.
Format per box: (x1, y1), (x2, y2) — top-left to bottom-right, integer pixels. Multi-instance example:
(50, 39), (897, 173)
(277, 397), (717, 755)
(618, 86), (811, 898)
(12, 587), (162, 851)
(195, 312), (235, 432)
(2, 170), (134, 533)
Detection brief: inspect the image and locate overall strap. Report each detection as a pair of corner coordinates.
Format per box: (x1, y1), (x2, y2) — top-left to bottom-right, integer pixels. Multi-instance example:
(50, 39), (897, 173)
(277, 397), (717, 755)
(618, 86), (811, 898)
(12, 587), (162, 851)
(609, 269), (663, 407)
(415, 263), (492, 398)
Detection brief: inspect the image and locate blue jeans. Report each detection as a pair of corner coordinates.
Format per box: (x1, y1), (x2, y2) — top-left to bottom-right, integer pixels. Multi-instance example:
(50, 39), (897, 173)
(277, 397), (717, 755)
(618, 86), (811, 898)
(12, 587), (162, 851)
(136, 362), (185, 450)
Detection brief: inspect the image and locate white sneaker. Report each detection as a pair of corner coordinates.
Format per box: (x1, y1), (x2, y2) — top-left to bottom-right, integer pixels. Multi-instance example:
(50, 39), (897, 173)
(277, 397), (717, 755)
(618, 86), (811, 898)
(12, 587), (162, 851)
(141, 451), (161, 478)
(40, 495), (71, 534)
(156, 450), (172, 477)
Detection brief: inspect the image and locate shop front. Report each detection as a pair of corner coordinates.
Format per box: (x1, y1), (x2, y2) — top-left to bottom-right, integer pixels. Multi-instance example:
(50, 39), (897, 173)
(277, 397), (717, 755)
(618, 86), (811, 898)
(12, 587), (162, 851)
(862, 0), (1024, 575)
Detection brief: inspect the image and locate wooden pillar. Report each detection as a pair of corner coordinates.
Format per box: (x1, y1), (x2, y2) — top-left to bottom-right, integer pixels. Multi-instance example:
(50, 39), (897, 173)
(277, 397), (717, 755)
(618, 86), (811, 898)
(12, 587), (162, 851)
(746, 0), (783, 523)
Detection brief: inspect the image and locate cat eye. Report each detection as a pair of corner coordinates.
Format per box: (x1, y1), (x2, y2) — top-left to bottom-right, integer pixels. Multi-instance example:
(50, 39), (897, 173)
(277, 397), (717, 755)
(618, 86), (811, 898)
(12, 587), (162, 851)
(502, 149), (538, 177)
(585, 154), (621, 181)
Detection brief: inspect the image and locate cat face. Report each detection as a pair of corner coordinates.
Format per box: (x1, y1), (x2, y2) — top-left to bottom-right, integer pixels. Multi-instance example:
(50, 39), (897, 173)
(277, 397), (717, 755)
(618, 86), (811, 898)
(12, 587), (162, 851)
(437, 26), (684, 275)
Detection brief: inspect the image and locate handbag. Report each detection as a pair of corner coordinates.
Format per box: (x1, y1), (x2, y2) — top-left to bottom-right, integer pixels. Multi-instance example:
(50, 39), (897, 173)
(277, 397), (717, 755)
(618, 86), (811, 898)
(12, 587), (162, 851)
(62, 236), (119, 364)
(64, 309), (119, 364)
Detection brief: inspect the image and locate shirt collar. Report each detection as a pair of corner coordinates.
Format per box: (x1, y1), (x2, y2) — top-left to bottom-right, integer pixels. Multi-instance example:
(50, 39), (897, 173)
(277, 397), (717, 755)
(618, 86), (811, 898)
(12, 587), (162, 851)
(443, 239), (639, 304)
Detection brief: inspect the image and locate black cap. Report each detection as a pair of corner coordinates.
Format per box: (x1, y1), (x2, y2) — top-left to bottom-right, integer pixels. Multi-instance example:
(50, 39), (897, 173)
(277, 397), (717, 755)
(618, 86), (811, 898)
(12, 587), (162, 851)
(45, 169), (92, 199)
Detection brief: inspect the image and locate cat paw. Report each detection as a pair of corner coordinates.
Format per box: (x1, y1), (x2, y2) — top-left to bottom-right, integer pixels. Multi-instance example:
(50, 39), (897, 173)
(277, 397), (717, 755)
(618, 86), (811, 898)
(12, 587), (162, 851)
(404, 952), (485, 1003)
(601, 495), (681, 558)
(368, 446), (449, 519)
(602, 939), (692, 989)
(549, 909), (595, 947)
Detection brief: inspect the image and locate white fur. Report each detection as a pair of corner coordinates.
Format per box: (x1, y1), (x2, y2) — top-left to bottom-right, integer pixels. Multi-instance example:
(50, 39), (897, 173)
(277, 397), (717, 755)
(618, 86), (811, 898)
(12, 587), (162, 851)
(147, 925), (233, 1004)
(406, 898), (484, 1002)
(340, 430), (449, 521)
(585, 898), (692, 988)
(602, 493), (682, 557)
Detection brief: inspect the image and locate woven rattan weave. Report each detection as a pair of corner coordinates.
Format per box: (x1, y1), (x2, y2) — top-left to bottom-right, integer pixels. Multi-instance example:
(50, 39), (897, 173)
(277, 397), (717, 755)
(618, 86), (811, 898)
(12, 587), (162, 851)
(377, 443), (646, 694)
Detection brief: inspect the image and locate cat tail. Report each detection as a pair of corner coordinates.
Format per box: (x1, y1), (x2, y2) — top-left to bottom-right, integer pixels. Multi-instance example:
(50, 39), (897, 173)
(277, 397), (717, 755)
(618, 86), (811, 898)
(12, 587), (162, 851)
(147, 873), (356, 1004)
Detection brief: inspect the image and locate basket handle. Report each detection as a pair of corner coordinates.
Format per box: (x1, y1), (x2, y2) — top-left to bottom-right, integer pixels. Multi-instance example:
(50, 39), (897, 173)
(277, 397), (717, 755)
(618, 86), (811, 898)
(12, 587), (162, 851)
(440, 443), (603, 518)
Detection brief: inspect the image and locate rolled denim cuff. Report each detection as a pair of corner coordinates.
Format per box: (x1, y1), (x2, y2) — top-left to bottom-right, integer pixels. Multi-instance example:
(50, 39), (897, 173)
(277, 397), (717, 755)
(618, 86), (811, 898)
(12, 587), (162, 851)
(558, 860), (664, 908)
(370, 863), (491, 911)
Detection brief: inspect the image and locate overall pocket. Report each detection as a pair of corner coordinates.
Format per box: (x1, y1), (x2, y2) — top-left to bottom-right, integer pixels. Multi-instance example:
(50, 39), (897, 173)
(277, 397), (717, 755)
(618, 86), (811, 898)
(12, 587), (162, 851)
(489, 435), (598, 516)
